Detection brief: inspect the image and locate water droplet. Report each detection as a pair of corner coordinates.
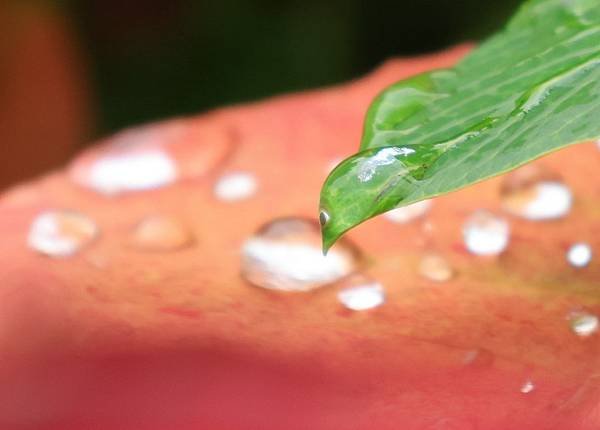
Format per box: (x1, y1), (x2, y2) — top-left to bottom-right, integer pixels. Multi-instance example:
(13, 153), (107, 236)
(214, 172), (257, 202)
(463, 210), (510, 256)
(569, 312), (599, 337)
(69, 120), (232, 195)
(72, 147), (177, 195)
(567, 242), (592, 268)
(357, 147), (415, 182)
(419, 253), (454, 282)
(28, 210), (98, 257)
(130, 216), (194, 251)
(319, 210), (330, 227)
(241, 218), (359, 292)
(501, 166), (571, 220)
(337, 276), (385, 311)
(520, 380), (535, 394)
(384, 200), (432, 224)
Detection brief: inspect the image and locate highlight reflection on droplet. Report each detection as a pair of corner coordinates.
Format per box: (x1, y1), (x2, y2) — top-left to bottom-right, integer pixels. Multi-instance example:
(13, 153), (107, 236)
(463, 210), (510, 256)
(501, 165), (571, 220)
(337, 276), (385, 311)
(241, 218), (359, 292)
(567, 242), (592, 268)
(28, 210), (98, 257)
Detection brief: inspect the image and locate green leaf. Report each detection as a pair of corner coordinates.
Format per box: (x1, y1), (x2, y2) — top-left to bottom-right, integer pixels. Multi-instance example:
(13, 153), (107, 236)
(319, 0), (600, 252)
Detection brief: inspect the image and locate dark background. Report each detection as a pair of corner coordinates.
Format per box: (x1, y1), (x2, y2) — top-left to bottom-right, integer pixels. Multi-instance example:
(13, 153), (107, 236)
(0, 0), (521, 188)
(68, 0), (521, 134)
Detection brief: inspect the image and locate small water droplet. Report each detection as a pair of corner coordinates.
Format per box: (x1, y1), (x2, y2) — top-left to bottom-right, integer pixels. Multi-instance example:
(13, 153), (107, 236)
(319, 210), (330, 227)
(567, 242), (592, 268)
(463, 210), (510, 256)
(337, 276), (385, 311)
(214, 172), (257, 202)
(520, 380), (535, 394)
(130, 215), (193, 251)
(384, 200), (432, 224)
(241, 218), (359, 292)
(69, 120), (232, 195)
(569, 312), (599, 337)
(419, 253), (454, 282)
(501, 166), (571, 220)
(357, 147), (415, 182)
(28, 210), (98, 257)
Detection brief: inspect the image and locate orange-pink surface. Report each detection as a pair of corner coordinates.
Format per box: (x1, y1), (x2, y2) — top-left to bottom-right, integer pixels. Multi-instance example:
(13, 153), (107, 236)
(1, 45), (599, 429)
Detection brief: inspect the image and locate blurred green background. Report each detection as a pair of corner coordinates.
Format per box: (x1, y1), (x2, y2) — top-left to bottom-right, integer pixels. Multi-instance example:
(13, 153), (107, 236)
(66, 0), (521, 135)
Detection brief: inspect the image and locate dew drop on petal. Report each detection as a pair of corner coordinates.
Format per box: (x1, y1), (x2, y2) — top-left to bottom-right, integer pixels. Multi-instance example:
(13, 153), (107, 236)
(419, 253), (454, 282)
(463, 210), (510, 256)
(570, 312), (599, 337)
(337, 276), (385, 311)
(214, 172), (257, 202)
(501, 165), (571, 220)
(130, 215), (194, 252)
(384, 200), (432, 224)
(69, 120), (232, 195)
(241, 218), (359, 292)
(28, 210), (98, 257)
(567, 242), (592, 268)
(520, 380), (535, 394)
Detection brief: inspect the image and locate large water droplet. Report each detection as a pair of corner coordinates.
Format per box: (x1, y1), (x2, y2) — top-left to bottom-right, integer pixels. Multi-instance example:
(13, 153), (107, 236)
(501, 166), (571, 220)
(419, 253), (454, 282)
(384, 200), (432, 224)
(28, 210), (98, 257)
(567, 242), (592, 268)
(337, 276), (385, 311)
(241, 218), (359, 292)
(213, 172), (257, 202)
(130, 215), (194, 252)
(69, 120), (231, 195)
(569, 312), (599, 337)
(520, 380), (535, 394)
(463, 210), (510, 256)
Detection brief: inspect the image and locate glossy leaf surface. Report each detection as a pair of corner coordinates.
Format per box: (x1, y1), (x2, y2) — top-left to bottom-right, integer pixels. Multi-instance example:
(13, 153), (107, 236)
(320, 0), (600, 251)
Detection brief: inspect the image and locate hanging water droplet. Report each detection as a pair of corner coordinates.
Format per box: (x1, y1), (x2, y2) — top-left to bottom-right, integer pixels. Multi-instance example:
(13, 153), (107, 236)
(241, 218), (359, 292)
(337, 276), (385, 311)
(569, 312), (598, 337)
(28, 210), (98, 257)
(567, 242), (592, 268)
(419, 253), (454, 282)
(319, 210), (330, 227)
(501, 165), (571, 220)
(520, 380), (535, 394)
(463, 210), (510, 256)
(130, 215), (194, 251)
(214, 172), (257, 202)
(384, 200), (432, 224)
